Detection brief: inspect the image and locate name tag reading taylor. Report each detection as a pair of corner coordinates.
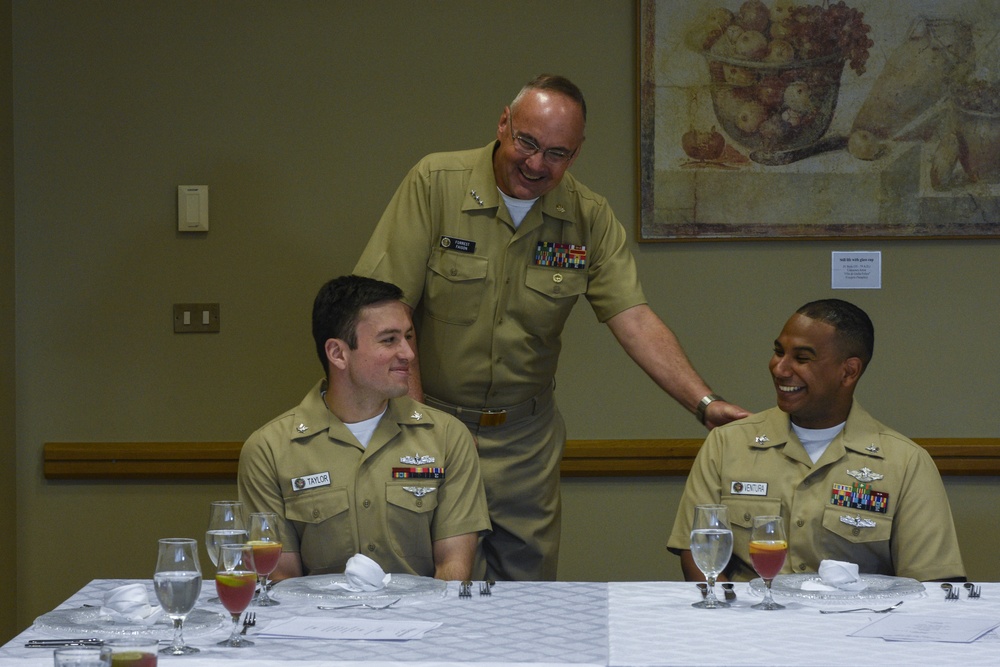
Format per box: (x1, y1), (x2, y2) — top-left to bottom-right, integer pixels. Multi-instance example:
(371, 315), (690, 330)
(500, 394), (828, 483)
(292, 472), (331, 491)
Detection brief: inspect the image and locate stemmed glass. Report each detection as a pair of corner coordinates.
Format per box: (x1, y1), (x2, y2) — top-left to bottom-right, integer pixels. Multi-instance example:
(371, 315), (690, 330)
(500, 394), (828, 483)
(153, 538), (202, 655)
(689, 504), (733, 609)
(248, 512), (282, 607)
(749, 515), (788, 610)
(206, 501), (248, 567)
(215, 543), (257, 647)
(205, 501), (247, 603)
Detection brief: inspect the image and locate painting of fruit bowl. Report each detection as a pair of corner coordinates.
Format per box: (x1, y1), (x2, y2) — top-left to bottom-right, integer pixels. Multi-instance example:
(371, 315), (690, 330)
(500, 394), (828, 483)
(638, 0), (1000, 241)
(687, 0), (871, 164)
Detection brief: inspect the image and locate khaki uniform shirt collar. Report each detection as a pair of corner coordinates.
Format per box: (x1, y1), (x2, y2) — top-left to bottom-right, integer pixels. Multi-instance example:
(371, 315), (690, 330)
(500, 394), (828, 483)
(365, 396), (438, 454)
(466, 141), (579, 228)
(289, 381), (440, 454)
(752, 399), (883, 467)
(288, 379), (336, 442)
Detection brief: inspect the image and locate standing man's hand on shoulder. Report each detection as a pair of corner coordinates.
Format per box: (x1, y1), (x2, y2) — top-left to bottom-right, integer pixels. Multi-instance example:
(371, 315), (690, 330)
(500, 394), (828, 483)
(702, 399), (750, 430)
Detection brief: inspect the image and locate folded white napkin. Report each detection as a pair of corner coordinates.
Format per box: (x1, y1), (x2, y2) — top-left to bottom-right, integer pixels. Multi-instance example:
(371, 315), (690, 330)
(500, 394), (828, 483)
(327, 554), (391, 592)
(98, 583), (164, 625)
(801, 559), (869, 592)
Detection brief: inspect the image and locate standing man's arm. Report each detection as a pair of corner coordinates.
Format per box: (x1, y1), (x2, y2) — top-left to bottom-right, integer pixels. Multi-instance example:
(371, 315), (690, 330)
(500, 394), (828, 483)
(432, 533), (478, 581)
(606, 304), (749, 428)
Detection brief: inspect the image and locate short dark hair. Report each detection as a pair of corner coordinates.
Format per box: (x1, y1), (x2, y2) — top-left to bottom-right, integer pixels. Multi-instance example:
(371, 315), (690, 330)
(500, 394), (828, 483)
(312, 275), (404, 370)
(512, 74), (587, 123)
(796, 299), (875, 369)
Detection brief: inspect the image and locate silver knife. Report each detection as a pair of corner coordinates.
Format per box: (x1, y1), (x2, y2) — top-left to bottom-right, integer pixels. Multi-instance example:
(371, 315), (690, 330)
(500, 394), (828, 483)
(25, 638), (104, 648)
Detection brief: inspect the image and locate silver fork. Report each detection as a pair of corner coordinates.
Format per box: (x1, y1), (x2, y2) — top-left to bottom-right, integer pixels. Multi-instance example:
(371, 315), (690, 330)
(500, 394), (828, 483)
(317, 597), (400, 610)
(964, 582), (982, 599)
(479, 582), (491, 597)
(240, 611), (256, 634)
(459, 580), (472, 599)
(946, 586), (961, 601)
(819, 600), (904, 614)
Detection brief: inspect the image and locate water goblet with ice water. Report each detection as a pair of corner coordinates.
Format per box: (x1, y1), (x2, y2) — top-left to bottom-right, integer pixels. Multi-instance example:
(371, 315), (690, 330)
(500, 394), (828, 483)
(749, 515), (788, 610)
(215, 543), (257, 647)
(205, 501), (247, 603)
(206, 501), (248, 567)
(248, 511), (282, 607)
(690, 504), (733, 609)
(153, 538), (202, 655)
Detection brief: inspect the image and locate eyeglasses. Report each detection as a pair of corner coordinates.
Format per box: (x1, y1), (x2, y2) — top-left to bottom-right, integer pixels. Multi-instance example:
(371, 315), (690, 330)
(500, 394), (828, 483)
(508, 113), (577, 165)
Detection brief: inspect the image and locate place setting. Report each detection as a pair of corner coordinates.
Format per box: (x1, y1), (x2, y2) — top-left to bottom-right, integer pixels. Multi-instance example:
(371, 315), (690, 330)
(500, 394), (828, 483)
(687, 504), (925, 612)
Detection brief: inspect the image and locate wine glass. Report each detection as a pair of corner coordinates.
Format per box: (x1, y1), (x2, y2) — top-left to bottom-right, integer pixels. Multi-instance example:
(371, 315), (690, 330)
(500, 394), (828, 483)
(689, 504), (733, 609)
(749, 515), (788, 610)
(248, 512), (282, 607)
(215, 543), (257, 647)
(153, 538), (202, 655)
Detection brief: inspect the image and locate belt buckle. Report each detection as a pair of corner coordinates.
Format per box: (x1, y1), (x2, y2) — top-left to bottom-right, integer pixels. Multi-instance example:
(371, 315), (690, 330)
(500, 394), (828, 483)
(479, 409), (507, 427)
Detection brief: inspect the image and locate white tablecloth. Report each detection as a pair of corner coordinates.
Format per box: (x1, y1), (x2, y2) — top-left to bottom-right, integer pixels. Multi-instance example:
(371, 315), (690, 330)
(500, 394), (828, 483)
(2, 578), (998, 666)
(609, 581), (1000, 666)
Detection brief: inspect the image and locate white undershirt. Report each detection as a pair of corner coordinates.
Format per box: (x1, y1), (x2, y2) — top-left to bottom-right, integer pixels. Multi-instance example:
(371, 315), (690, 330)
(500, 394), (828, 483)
(499, 189), (537, 228)
(791, 421), (846, 463)
(345, 408), (386, 449)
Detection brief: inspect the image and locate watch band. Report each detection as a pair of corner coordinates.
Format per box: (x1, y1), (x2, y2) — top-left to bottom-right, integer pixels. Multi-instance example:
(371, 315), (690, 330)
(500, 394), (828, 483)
(696, 393), (724, 425)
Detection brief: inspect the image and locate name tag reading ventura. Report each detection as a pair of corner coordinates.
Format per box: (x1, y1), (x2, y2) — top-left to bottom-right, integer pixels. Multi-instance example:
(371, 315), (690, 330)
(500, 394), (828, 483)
(731, 481), (768, 496)
(292, 472), (331, 491)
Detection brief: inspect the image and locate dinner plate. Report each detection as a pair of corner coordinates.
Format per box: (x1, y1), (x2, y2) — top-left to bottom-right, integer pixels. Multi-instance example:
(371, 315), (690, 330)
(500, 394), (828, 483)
(32, 607), (226, 640)
(748, 573), (926, 602)
(270, 573), (447, 604)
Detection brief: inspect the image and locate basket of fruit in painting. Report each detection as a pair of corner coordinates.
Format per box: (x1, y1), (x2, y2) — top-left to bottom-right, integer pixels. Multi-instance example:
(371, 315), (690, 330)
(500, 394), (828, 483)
(689, 0), (872, 165)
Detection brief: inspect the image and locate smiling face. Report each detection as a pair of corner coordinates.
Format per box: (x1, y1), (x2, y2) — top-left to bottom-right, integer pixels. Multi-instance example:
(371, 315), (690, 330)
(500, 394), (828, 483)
(768, 313), (862, 429)
(328, 300), (415, 419)
(493, 89), (585, 200)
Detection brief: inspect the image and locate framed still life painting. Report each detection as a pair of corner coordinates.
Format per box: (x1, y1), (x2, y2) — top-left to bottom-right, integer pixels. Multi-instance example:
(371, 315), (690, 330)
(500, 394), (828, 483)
(638, 0), (1000, 240)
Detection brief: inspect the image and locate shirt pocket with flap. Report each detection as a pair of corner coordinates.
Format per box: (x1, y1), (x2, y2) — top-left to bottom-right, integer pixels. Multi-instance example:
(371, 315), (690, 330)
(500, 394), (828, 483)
(284, 487), (354, 573)
(722, 496), (783, 565)
(385, 483), (438, 565)
(425, 250), (488, 325)
(519, 265), (587, 336)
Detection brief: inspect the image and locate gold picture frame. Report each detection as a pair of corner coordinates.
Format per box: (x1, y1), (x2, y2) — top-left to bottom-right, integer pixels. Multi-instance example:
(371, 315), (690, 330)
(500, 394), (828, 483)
(638, 0), (1000, 241)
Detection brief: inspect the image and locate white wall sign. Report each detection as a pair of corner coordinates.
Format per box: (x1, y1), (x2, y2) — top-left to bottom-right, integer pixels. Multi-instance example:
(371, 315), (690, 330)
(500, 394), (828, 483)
(832, 251), (882, 289)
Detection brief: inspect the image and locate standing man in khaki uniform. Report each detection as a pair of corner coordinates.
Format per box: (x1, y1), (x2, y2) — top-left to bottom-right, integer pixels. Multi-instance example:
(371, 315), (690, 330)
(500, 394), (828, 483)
(355, 74), (748, 581)
(668, 299), (965, 583)
(239, 276), (491, 582)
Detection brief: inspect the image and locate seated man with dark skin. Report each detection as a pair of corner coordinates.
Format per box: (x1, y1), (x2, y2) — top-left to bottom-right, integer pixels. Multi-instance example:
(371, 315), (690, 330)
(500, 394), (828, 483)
(668, 299), (965, 583)
(239, 275), (491, 582)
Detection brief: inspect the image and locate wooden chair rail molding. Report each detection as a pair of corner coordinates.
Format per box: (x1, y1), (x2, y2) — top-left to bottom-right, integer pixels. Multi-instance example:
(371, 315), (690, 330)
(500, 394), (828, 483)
(43, 438), (1000, 480)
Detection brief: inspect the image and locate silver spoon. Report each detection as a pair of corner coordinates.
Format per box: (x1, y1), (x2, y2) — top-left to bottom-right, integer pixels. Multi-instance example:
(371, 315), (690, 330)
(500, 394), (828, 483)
(819, 600), (904, 614)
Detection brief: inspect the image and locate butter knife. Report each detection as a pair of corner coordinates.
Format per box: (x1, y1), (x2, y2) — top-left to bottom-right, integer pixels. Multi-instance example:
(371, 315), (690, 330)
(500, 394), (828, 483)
(25, 638), (103, 648)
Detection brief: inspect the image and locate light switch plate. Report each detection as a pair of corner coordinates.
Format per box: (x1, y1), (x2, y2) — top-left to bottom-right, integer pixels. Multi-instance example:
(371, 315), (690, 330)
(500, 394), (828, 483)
(173, 303), (220, 333)
(178, 185), (209, 232)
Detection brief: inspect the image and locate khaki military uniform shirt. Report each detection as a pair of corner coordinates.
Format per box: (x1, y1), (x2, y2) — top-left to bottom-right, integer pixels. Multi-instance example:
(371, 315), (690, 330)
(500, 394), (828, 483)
(667, 401), (965, 582)
(354, 142), (646, 408)
(238, 381), (491, 577)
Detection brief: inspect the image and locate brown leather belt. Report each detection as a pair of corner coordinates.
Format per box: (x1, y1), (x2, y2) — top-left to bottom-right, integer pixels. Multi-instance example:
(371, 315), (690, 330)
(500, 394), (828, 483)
(424, 384), (554, 428)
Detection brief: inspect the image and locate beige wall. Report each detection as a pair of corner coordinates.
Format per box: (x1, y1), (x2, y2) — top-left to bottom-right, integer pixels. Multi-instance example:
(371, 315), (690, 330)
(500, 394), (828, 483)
(2, 0), (18, 643)
(9, 0), (999, 638)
